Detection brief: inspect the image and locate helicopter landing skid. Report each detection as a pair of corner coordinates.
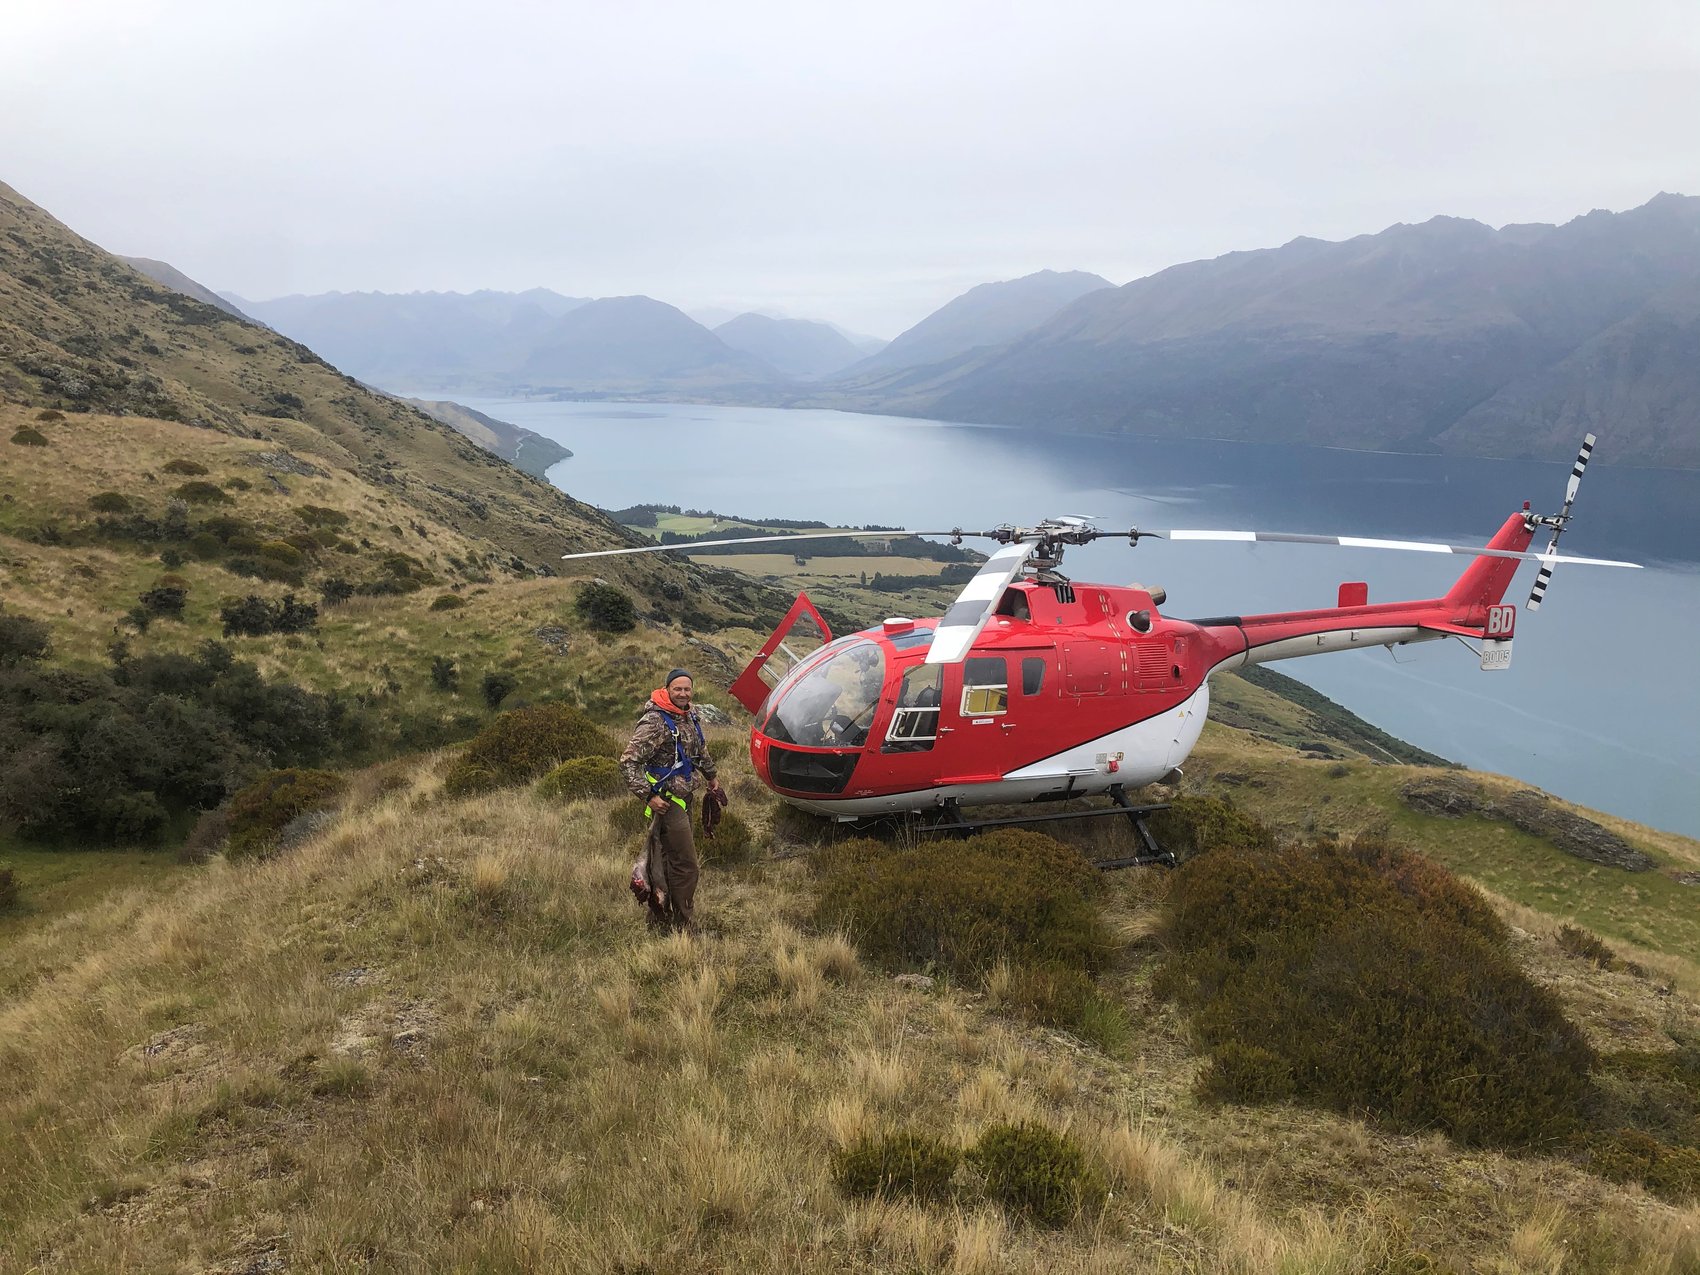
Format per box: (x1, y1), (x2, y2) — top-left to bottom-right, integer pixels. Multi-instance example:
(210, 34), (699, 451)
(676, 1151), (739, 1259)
(914, 786), (1175, 869)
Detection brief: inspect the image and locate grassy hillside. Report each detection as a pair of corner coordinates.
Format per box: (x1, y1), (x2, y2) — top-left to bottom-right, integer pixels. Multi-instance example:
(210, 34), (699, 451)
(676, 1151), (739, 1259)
(4, 736), (1699, 1273)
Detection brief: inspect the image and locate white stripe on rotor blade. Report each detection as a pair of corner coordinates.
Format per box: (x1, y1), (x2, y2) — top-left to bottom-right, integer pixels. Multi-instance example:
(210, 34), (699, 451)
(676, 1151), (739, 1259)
(560, 529), (959, 560)
(925, 542), (1033, 666)
(1335, 536), (1453, 553)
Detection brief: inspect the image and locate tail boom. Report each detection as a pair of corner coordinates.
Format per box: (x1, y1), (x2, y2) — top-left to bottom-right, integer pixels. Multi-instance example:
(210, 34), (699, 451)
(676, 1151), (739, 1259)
(1197, 511), (1536, 672)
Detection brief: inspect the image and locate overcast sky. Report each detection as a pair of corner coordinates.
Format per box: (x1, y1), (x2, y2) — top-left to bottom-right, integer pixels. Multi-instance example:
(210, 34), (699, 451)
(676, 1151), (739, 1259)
(5, 0), (1699, 336)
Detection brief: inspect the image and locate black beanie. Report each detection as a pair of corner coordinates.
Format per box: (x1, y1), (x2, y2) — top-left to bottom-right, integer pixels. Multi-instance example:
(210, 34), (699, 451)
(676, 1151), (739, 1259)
(665, 668), (692, 687)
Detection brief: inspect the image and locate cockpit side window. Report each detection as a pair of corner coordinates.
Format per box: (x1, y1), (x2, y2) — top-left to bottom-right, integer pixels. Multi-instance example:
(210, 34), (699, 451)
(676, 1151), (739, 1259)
(993, 589), (1031, 620)
(883, 664), (942, 753)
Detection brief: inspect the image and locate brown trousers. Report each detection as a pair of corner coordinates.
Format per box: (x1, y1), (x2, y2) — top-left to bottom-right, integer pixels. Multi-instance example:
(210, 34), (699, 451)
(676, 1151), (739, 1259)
(645, 799), (699, 931)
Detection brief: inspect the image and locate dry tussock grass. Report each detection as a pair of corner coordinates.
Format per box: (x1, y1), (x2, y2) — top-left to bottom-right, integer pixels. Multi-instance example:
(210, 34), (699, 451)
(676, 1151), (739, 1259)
(5, 756), (1700, 1273)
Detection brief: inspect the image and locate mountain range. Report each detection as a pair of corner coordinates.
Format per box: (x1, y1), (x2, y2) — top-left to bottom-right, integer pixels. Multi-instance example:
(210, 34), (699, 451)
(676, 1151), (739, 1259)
(827, 195), (1700, 467)
(145, 193), (1700, 468)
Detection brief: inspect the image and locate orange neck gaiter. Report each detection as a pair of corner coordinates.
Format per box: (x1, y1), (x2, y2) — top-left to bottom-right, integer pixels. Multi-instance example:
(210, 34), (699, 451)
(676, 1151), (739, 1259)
(650, 688), (686, 716)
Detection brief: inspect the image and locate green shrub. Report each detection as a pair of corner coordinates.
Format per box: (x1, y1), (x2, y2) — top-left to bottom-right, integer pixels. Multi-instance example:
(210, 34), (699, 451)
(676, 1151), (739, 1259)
(10, 427), (48, 447)
(430, 656), (459, 691)
(429, 593), (466, 612)
(0, 612), (52, 667)
(575, 581), (636, 633)
(36, 408), (64, 422)
(1146, 794), (1274, 864)
(966, 1123), (1105, 1227)
(174, 481), (231, 504)
(256, 540), (304, 567)
(188, 531), (223, 559)
(701, 808), (755, 867)
(481, 671), (517, 709)
(89, 491), (132, 513)
(1557, 924), (1619, 969)
(220, 594), (318, 638)
(1160, 837), (1593, 1147)
(180, 803), (234, 864)
(223, 477), (251, 491)
(991, 961), (1128, 1051)
(296, 505), (348, 528)
(1197, 1042), (1297, 1104)
(816, 832), (1110, 980)
(444, 704), (617, 798)
(834, 1130), (959, 1203)
(537, 756), (626, 802)
(138, 585), (187, 618)
(163, 458), (209, 475)
(0, 867), (18, 912)
(1578, 1129), (1700, 1202)
(226, 768), (347, 860)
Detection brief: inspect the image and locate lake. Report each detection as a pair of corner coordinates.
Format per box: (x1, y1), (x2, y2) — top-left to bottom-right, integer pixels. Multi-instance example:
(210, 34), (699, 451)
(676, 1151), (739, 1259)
(457, 398), (1700, 839)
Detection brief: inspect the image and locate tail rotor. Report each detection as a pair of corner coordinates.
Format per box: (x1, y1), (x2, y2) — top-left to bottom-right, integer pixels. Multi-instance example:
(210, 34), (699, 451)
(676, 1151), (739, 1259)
(1527, 433), (1595, 611)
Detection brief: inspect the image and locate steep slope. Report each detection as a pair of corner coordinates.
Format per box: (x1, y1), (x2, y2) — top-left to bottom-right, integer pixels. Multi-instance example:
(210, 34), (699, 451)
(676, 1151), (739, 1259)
(714, 312), (864, 379)
(2, 731), (1697, 1272)
(0, 179), (623, 573)
(903, 195), (1700, 466)
(119, 256), (254, 322)
(233, 287), (591, 392)
(515, 295), (781, 390)
(838, 269), (1113, 378)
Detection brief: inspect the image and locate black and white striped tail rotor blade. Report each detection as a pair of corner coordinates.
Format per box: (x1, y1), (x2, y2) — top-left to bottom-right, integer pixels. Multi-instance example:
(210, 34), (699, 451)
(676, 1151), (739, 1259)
(925, 541), (1037, 665)
(559, 528), (962, 562)
(1564, 433), (1595, 509)
(1151, 528), (1638, 569)
(1528, 433), (1596, 611)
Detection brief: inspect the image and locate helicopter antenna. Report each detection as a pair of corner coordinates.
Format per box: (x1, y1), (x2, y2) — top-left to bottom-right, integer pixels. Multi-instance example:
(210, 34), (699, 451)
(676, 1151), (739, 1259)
(1525, 433), (1594, 611)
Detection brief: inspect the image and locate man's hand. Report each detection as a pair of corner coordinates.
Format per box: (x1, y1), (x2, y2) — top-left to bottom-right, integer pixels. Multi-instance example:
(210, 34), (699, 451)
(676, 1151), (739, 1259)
(647, 795), (669, 813)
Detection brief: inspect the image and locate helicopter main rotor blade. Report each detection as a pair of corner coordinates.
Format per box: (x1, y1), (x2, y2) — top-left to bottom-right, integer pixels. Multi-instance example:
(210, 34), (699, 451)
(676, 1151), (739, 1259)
(1146, 528), (1638, 570)
(560, 529), (962, 561)
(925, 540), (1036, 665)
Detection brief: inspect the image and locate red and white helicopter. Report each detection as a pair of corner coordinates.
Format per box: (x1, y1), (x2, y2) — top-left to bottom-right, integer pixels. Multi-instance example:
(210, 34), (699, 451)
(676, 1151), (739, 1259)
(564, 437), (1636, 841)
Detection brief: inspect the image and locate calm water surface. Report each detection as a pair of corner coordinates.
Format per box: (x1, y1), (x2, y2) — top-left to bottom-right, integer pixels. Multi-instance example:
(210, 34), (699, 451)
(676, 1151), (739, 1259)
(461, 399), (1700, 839)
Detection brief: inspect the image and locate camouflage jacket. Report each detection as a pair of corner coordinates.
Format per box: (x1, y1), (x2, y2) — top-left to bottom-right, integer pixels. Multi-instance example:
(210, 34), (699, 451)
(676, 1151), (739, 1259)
(620, 703), (717, 801)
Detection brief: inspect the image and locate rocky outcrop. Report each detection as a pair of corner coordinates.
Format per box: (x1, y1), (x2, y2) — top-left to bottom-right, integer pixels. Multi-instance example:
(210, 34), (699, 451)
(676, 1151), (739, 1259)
(1401, 776), (1656, 871)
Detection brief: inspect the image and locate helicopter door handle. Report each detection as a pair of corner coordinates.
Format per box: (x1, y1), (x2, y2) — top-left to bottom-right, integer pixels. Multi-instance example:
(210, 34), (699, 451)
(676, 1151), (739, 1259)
(1000, 722), (1017, 730)
(937, 726), (955, 734)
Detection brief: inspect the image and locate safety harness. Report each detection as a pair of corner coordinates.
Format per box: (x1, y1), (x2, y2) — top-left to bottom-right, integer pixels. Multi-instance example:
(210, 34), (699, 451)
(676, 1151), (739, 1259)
(643, 708), (705, 820)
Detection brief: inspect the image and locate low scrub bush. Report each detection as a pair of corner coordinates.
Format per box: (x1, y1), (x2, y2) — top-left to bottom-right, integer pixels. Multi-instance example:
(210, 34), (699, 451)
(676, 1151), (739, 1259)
(429, 593), (465, 612)
(163, 458), (208, 475)
(966, 1122), (1105, 1227)
(174, 481), (231, 504)
(430, 656), (459, 691)
(226, 768), (347, 860)
(700, 808), (754, 867)
(990, 961), (1129, 1051)
(180, 803), (234, 863)
(1146, 794), (1274, 863)
(0, 866), (19, 912)
(89, 491), (132, 513)
(1557, 924), (1620, 969)
(1160, 834), (1592, 1147)
(444, 703), (617, 797)
(537, 756), (626, 802)
(816, 830), (1109, 980)
(220, 594), (318, 638)
(36, 408), (64, 422)
(481, 671), (516, 709)
(1578, 1129), (1700, 1202)
(575, 581), (636, 633)
(607, 798), (649, 836)
(834, 1130), (959, 1204)
(1197, 1041), (1297, 1105)
(0, 612), (52, 667)
(10, 426), (49, 446)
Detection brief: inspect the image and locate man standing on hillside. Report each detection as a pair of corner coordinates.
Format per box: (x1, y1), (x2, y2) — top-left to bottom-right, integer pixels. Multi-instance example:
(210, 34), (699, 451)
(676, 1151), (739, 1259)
(621, 669), (722, 934)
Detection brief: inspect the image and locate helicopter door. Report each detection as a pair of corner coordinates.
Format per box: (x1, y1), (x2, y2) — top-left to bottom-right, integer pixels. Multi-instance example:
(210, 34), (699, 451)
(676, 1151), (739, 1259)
(1063, 641), (1124, 697)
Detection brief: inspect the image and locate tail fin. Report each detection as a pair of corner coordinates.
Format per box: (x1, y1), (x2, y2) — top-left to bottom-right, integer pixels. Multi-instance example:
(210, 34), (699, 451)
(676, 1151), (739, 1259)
(1443, 510), (1535, 621)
